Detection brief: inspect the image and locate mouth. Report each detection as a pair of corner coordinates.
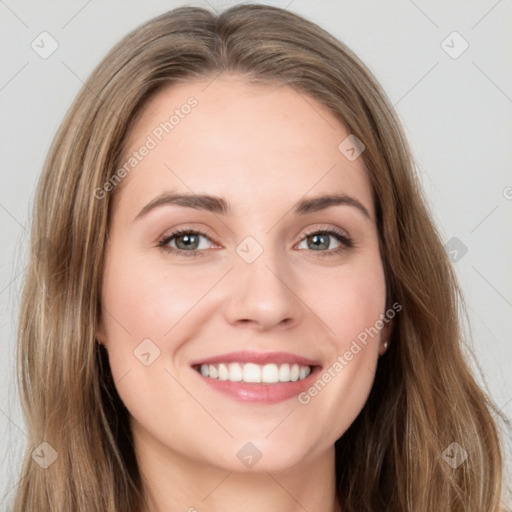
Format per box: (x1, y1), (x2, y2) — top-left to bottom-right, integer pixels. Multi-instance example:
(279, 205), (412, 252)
(190, 350), (322, 403)
(192, 362), (313, 383)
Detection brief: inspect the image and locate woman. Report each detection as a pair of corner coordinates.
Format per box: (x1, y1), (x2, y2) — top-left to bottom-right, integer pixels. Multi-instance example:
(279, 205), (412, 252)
(13, 4), (508, 511)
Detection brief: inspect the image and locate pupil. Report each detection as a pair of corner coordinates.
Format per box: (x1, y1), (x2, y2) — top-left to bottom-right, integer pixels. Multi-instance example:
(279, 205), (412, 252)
(310, 234), (328, 250)
(177, 234), (198, 250)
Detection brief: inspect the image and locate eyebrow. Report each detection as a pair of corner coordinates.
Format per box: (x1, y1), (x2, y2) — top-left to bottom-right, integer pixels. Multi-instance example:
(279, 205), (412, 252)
(133, 191), (372, 221)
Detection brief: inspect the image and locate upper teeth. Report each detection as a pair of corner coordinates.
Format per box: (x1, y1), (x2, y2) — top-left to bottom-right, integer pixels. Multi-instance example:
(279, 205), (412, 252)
(198, 362), (311, 383)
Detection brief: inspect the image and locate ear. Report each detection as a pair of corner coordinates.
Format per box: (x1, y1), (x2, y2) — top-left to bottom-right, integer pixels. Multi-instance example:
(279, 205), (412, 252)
(378, 320), (392, 356)
(96, 316), (107, 346)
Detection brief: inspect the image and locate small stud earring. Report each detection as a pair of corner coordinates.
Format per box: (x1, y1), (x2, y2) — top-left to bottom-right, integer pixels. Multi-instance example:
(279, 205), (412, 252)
(383, 341), (388, 350)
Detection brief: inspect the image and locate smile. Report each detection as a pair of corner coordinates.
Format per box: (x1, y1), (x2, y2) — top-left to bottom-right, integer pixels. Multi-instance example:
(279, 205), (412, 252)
(194, 362), (312, 383)
(189, 350), (321, 403)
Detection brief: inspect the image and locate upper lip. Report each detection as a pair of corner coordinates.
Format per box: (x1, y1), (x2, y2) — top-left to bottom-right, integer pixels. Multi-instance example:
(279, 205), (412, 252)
(190, 350), (321, 367)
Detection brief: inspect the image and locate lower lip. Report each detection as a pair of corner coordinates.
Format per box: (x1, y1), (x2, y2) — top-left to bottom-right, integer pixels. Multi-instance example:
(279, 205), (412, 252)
(192, 366), (321, 404)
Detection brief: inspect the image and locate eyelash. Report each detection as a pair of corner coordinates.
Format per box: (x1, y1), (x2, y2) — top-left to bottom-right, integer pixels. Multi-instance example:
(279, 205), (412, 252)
(157, 226), (354, 258)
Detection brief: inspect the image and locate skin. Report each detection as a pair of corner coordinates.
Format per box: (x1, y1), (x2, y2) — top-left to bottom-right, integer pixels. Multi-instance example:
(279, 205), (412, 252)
(97, 74), (389, 512)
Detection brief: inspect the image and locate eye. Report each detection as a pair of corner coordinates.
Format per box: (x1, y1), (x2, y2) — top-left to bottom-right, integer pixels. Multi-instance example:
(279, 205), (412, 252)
(158, 226), (353, 257)
(158, 228), (214, 257)
(296, 227), (353, 257)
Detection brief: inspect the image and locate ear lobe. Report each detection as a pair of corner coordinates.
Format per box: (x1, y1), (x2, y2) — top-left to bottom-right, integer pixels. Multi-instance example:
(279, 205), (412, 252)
(96, 319), (107, 346)
(379, 320), (392, 355)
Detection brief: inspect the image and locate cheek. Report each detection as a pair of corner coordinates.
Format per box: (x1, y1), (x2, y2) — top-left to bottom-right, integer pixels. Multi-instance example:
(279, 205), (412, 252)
(310, 256), (387, 347)
(99, 245), (235, 410)
(99, 250), (213, 430)
(293, 256), (386, 439)
(101, 247), (211, 344)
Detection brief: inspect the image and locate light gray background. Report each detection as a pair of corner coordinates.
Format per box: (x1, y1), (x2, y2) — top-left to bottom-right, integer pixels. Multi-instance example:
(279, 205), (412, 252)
(1, 0), (511, 509)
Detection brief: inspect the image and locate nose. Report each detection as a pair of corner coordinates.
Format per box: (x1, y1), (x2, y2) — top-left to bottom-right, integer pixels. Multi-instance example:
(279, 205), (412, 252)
(222, 245), (303, 331)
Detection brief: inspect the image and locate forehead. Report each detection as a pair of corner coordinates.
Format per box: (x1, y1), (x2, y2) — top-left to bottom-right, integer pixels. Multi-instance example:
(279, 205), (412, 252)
(114, 75), (374, 220)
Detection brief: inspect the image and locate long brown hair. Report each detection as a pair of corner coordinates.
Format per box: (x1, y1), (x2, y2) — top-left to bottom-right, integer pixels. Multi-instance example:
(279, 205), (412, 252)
(13, 4), (509, 511)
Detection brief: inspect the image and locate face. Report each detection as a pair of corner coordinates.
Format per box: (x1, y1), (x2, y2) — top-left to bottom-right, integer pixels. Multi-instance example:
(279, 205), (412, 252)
(97, 74), (388, 474)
